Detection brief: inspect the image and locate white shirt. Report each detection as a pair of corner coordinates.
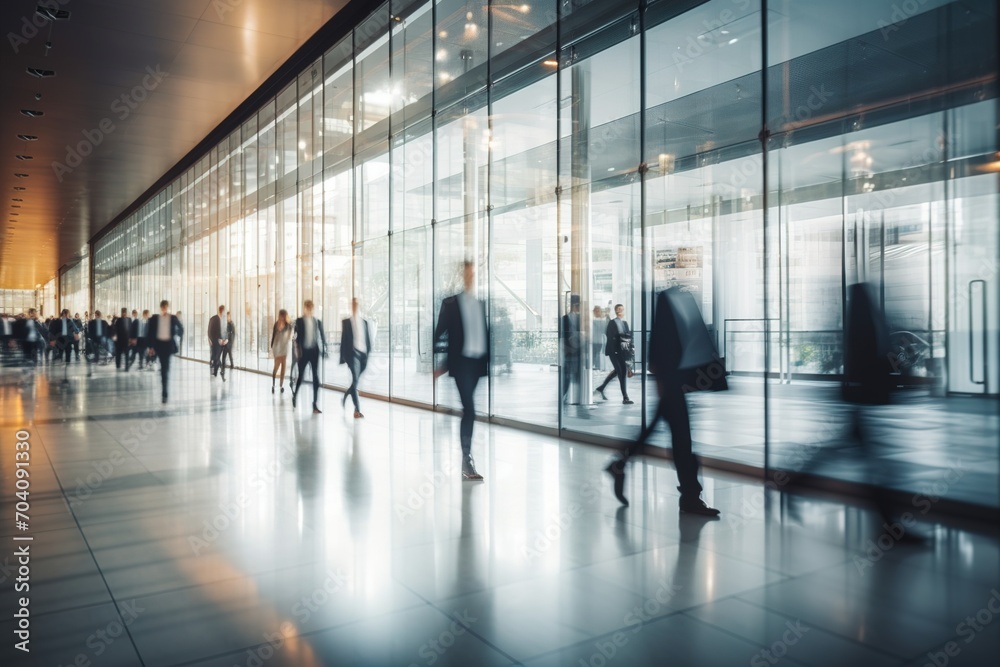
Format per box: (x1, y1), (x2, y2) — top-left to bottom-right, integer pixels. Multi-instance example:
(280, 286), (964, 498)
(352, 316), (366, 354)
(26, 320), (38, 342)
(303, 316), (316, 350)
(458, 291), (487, 359)
(157, 314), (172, 341)
(61, 318), (69, 336)
(139, 319), (148, 338)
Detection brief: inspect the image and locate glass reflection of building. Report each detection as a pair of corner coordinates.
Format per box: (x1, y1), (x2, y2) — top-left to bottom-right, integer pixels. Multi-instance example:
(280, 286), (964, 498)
(87, 0), (999, 504)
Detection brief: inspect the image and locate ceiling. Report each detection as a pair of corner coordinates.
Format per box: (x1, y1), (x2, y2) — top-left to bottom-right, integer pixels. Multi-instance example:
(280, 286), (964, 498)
(0, 0), (348, 289)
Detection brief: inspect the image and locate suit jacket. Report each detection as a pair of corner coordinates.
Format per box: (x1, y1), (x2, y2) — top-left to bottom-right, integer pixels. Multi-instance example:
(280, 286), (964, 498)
(434, 294), (489, 378)
(561, 312), (581, 357)
(604, 318), (632, 358)
(293, 317), (327, 354)
(225, 321), (235, 348)
(48, 317), (80, 341)
(207, 315), (224, 345)
(114, 317), (131, 342)
(340, 317), (372, 368)
(146, 314), (182, 355)
(86, 318), (110, 340)
(129, 318), (150, 342)
(650, 288), (727, 392)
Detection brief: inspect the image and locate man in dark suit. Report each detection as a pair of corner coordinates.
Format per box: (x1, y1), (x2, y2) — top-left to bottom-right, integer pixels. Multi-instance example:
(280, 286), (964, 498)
(207, 305), (228, 380)
(48, 309), (81, 365)
(561, 295), (582, 403)
(595, 303), (634, 404)
(340, 298), (372, 418)
(146, 300), (183, 403)
(128, 309), (151, 370)
(434, 261), (489, 481)
(113, 308), (131, 370)
(604, 288), (722, 515)
(292, 299), (327, 413)
(20, 308), (47, 366)
(85, 310), (110, 376)
(220, 312), (236, 371)
(72, 313), (84, 360)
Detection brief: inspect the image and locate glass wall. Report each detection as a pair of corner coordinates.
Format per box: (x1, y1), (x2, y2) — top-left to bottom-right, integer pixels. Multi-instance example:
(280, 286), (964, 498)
(0, 290), (38, 315)
(59, 255), (89, 316)
(90, 0), (998, 504)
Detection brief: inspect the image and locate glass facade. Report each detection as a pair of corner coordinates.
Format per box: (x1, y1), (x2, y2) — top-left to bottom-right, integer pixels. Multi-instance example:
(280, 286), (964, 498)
(59, 255), (90, 317)
(0, 289), (38, 315)
(88, 0), (998, 502)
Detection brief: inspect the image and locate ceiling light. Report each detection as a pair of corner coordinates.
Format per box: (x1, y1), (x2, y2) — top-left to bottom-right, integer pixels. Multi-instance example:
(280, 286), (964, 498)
(20, 110), (44, 118)
(17, 135), (38, 141)
(15, 155), (33, 160)
(36, 5), (71, 20)
(13, 187), (26, 191)
(542, 59), (558, 67)
(26, 67), (56, 78)
(11, 198), (22, 202)
(14, 173), (29, 178)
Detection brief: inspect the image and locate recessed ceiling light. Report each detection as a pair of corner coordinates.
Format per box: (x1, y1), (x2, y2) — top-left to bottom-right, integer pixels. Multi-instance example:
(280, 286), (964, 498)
(15, 155), (33, 161)
(26, 67), (56, 78)
(13, 187), (26, 191)
(11, 198), (22, 202)
(11, 205), (20, 208)
(16, 135), (38, 141)
(20, 110), (44, 118)
(14, 173), (29, 178)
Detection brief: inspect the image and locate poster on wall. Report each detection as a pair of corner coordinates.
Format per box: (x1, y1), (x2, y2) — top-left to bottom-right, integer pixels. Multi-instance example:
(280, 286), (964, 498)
(655, 246), (703, 299)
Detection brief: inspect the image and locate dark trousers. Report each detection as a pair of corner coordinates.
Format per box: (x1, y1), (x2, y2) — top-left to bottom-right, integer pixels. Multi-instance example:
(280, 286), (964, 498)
(155, 347), (172, 399)
(115, 341), (129, 369)
(562, 352), (579, 401)
(72, 339), (80, 359)
(598, 352), (630, 399)
(221, 345), (234, 370)
(623, 379), (702, 499)
(129, 343), (148, 369)
(57, 341), (73, 364)
(345, 351), (366, 411)
(23, 340), (40, 364)
(294, 347), (321, 405)
(210, 343), (224, 375)
(452, 364), (480, 456)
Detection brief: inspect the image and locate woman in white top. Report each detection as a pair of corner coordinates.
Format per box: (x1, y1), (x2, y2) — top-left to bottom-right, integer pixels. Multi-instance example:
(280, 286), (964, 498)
(270, 309), (293, 393)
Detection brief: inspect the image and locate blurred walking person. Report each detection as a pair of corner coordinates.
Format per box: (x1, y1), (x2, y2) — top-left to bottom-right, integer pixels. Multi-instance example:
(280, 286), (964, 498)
(292, 300), (327, 413)
(207, 305), (228, 381)
(220, 311), (236, 371)
(113, 308), (132, 371)
(434, 261), (489, 481)
(270, 309), (292, 394)
(340, 298), (372, 418)
(147, 300), (183, 404)
(595, 303), (634, 404)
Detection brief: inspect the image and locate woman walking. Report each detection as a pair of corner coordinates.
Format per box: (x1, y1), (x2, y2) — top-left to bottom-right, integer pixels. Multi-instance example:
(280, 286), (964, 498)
(270, 309), (292, 394)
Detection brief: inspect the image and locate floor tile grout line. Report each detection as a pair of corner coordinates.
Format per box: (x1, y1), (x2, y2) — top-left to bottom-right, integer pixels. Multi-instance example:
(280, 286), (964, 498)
(21, 416), (150, 667)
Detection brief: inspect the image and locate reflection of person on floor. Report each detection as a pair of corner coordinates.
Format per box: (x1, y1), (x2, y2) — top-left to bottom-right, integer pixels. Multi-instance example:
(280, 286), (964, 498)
(434, 260), (489, 481)
(595, 303), (634, 404)
(561, 295), (582, 403)
(605, 287), (723, 516)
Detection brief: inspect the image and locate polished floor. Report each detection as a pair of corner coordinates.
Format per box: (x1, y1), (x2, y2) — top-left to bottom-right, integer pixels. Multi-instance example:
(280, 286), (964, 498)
(1, 360), (998, 666)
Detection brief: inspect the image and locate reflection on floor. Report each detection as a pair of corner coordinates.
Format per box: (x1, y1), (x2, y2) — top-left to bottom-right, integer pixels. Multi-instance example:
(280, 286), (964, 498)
(0, 361), (997, 666)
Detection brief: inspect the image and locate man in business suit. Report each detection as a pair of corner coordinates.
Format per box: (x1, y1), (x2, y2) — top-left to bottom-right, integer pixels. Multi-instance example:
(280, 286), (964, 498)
(20, 308), (47, 366)
(434, 261), (489, 481)
(146, 300), (183, 404)
(220, 311), (236, 371)
(604, 288), (721, 516)
(72, 313), (84, 360)
(48, 309), (81, 366)
(292, 300), (327, 413)
(113, 308), (131, 370)
(85, 310), (110, 376)
(207, 305), (228, 381)
(595, 303), (634, 404)
(128, 309), (151, 370)
(561, 295), (582, 403)
(340, 298), (372, 419)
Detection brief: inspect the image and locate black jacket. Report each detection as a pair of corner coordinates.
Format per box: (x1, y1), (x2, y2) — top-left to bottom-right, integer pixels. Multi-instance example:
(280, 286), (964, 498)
(293, 317), (327, 354)
(340, 317), (372, 368)
(434, 294), (490, 378)
(146, 314), (183, 355)
(207, 314), (224, 346)
(842, 283), (892, 405)
(650, 288), (727, 392)
(129, 318), (150, 341)
(48, 317), (80, 341)
(113, 317), (131, 342)
(604, 318), (633, 358)
(86, 318), (110, 340)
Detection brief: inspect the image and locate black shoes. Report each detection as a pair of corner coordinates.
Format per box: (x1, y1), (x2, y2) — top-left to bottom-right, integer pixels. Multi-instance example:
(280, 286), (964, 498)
(594, 387), (607, 400)
(312, 405), (322, 414)
(271, 385), (275, 394)
(462, 456), (484, 481)
(604, 460), (628, 506)
(679, 497), (721, 517)
(623, 398), (634, 405)
(354, 411), (364, 419)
